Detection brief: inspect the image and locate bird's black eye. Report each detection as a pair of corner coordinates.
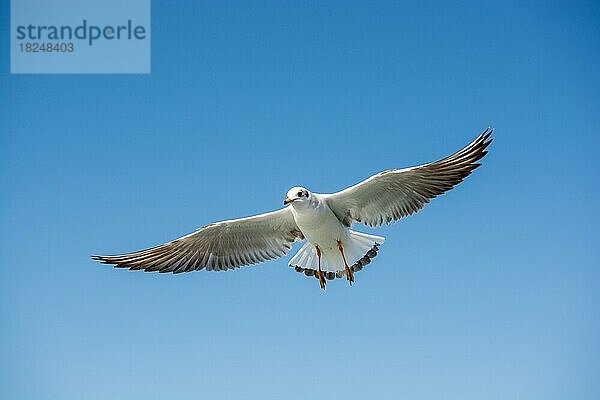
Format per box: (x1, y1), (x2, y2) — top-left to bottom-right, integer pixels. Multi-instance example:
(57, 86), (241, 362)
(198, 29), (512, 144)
(297, 191), (303, 197)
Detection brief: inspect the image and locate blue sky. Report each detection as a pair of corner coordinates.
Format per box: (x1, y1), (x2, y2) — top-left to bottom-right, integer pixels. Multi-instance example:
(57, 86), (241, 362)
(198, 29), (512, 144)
(1, 1), (598, 399)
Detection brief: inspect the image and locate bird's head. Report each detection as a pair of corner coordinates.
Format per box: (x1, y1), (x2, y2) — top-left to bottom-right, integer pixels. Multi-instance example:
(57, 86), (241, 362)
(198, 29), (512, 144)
(284, 187), (311, 206)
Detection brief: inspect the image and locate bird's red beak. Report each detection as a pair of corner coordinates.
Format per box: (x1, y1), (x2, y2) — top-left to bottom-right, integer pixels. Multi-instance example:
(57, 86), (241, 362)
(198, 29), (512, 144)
(283, 198), (294, 205)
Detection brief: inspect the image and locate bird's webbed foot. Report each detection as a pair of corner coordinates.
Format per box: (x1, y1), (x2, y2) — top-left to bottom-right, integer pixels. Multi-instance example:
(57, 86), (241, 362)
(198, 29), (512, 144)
(316, 246), (326, 290)
(337, 240), (354, 286)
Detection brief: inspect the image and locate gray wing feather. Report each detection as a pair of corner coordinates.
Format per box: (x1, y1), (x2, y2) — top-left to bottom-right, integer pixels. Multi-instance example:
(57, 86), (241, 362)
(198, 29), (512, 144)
(92, 207), (303, 273)
(324, 127), (493, 227)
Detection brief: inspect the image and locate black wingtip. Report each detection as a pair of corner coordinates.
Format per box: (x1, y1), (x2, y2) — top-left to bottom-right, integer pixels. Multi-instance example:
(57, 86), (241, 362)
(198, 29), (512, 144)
(483, 127), (495, 142)
(91, 255), (115, 265)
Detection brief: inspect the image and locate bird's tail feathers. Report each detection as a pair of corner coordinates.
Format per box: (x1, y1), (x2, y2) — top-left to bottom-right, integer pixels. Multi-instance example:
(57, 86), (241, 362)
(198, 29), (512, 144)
(289, 230), (384, 280)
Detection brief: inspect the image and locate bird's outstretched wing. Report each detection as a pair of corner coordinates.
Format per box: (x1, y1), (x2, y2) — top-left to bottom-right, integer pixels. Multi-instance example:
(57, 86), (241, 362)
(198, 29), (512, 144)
(92, 208), (303, 273)
(324, 127), (494, 227)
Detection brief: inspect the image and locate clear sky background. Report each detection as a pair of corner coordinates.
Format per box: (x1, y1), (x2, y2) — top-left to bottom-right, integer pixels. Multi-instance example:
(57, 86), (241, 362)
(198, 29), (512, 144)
(1, 1), (598, 399)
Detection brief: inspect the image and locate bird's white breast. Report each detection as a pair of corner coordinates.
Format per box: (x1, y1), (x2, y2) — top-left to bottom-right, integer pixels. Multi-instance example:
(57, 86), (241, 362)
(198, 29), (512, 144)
(291, 195), (346, 250)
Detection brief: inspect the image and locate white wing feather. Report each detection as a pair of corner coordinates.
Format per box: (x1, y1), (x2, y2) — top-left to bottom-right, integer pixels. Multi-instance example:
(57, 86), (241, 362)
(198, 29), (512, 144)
(324, 128), (493, 227)
(93, 207), (303, 273)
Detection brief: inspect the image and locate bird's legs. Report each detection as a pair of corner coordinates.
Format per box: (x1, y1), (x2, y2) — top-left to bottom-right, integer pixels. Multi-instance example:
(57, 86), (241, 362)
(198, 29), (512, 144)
(316, 246), (326, 290)
(337, 240), (354, 285)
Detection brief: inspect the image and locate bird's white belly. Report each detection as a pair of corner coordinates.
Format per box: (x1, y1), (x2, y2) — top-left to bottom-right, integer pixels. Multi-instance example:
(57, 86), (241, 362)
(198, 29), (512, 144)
(292, 203), (346, 250)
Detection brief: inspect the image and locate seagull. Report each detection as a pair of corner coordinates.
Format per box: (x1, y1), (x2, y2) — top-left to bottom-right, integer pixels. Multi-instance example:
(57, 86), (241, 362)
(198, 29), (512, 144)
(93, 127), (493, 289)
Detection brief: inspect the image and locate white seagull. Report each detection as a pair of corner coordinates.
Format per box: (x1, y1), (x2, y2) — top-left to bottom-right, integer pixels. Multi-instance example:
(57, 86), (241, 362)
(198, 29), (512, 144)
(93, 127), (493, 289)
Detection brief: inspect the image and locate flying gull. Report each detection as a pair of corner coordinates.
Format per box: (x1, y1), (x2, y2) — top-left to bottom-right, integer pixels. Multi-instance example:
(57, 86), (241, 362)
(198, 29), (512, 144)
(93, 127), (493, 289)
